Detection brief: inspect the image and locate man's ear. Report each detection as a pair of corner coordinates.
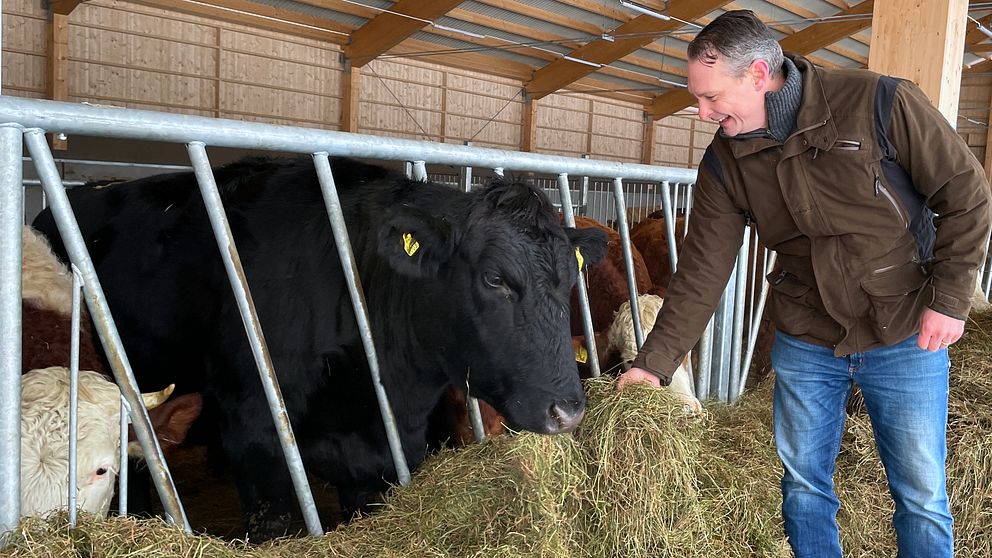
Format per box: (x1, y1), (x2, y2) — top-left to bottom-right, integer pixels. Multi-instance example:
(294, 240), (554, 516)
(565, 227), (608, 272)
(377, 206), (456, 279)
(749, 58), (771, 90)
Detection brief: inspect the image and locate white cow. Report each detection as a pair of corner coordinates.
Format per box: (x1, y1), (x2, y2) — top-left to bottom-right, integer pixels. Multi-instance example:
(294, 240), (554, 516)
(607, 294), (703, 414)
(21, 225), (75, 315)
(19, 367), (123, 517)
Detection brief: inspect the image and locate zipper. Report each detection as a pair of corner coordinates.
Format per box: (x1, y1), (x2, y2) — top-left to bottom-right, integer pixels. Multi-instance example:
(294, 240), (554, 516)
(874, 174), (908, 229)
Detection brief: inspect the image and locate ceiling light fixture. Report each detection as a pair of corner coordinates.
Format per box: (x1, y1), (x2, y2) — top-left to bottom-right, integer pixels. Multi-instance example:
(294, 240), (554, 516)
(619, 0), (671, 21)
(563, 55), (603, 68)
(432, 23), (486, 39)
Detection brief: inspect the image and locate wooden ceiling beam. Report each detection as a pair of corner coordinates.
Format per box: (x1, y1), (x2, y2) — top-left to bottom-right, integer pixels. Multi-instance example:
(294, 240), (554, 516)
(344, 0), (464, 67)
(525, 0), (732, 99)
(649, 0), (874, 118)
(49, 0), (84, 16)
(129, 0), (351, 44)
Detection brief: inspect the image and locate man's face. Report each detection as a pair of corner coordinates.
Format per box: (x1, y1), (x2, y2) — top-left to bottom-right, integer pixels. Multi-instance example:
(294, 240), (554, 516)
(687, 57), (767, 137)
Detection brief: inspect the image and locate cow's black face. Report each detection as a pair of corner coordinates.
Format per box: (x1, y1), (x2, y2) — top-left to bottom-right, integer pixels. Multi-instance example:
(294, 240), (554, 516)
(377, 180), (607, 434)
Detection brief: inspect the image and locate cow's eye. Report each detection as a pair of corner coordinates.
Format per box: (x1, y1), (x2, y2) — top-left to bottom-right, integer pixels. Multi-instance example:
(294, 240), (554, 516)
(483, 272), (504, 288)
(95, 468), (108, 476)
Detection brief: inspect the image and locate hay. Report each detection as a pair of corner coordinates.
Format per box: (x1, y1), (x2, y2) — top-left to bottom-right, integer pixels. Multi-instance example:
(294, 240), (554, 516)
(4, 313), (992, 557)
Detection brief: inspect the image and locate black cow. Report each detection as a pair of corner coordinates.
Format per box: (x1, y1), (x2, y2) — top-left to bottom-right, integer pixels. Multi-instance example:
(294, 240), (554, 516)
(33, 156), (607, 539)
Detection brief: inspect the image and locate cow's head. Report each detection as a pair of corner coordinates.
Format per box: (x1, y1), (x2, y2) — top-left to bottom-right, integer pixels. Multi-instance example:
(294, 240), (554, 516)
(377, 179), (608, 434)
(19, 367), (196, 518)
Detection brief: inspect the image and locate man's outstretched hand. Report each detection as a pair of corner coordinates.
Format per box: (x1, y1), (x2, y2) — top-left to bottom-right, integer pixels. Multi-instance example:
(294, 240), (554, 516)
(617, 367), (663, 390)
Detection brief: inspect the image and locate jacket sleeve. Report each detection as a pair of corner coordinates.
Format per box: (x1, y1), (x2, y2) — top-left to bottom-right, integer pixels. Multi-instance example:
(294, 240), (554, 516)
(886, 80), (992, 320)
(631, 154), (747, 384)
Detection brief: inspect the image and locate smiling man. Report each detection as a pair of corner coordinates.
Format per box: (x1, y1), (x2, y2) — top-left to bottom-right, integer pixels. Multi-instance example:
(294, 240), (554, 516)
(618, 9), (992, 558)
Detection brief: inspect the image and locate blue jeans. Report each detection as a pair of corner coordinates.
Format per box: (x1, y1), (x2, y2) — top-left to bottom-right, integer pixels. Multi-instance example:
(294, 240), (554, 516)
(772, 332), (952, 558)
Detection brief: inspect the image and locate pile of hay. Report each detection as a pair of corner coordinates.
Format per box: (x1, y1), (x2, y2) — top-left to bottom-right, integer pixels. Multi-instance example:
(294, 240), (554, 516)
(4, 314), (991, 557)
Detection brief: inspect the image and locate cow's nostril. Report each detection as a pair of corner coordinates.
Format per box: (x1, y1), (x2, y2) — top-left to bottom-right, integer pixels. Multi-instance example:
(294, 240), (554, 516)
(550, 399), (585, 432)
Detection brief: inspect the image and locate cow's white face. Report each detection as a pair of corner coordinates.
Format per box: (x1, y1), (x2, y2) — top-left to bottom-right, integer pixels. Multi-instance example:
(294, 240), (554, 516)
(20, 367), (121, 518)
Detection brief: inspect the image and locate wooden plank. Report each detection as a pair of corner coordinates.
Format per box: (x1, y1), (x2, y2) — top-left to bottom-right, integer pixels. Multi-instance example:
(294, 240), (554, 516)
(525, 0), (732, 99)
(868, 0), (967, 123)
(340, 62), (361, 132)
(650, 0), (873, 118)
(46, 13), (69, 150)
(344, 0), (463, 67)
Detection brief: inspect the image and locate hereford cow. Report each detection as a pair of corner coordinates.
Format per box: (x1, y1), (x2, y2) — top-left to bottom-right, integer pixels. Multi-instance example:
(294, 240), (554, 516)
(33, 156), (608, 539)
(607, 294), (703, 414)
(19, 225), (201, 518)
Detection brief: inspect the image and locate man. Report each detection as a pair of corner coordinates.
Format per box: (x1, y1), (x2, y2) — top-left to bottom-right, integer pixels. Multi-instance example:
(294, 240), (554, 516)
(618, 10), (991, 558)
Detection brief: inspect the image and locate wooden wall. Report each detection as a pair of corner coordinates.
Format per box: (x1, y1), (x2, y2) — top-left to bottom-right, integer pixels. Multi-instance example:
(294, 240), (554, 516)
(2, 0), (988, 171)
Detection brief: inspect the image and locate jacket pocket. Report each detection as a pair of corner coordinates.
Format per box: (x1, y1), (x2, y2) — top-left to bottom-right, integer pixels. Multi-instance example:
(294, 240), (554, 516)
(861, 261), (930, 343)
(766, 271), (814, 336)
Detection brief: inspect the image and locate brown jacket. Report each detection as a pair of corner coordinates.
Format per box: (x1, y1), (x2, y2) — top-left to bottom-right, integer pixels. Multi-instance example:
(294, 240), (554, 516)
(633, 54), (992, 384)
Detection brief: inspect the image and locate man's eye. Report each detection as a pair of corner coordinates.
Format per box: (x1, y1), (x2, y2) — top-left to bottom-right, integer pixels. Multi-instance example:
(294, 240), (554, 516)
(484, 272), (504, 288)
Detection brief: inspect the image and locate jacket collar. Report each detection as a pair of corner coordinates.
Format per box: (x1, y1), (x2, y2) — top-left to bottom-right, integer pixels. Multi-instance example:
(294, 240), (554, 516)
(725, 54), (838, 159)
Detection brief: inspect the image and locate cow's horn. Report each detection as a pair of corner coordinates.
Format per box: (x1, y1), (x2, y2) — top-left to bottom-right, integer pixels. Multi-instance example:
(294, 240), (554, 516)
(141, 384), (175, 409)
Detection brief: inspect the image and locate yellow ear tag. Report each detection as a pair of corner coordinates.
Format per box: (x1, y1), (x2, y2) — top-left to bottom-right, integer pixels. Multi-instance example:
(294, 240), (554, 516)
(575, 345), (588, 364)
(575, 246), (584, 272)
(402, 233), (420, 257)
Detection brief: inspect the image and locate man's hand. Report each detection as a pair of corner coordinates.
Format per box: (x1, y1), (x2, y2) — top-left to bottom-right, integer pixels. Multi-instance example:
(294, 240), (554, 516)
(917, 307), (965, 351)
(617, 367), (663, 390)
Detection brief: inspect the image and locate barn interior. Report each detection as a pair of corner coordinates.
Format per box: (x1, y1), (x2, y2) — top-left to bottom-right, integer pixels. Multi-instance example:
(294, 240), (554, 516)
(4, 0), (992, 554)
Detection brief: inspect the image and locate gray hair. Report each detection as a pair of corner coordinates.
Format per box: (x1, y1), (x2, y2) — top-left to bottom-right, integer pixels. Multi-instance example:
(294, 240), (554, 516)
(687, 10), (784, 78)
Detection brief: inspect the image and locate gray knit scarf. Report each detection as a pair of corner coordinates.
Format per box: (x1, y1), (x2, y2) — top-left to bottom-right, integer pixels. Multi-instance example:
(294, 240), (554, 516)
(764, 57), (803, 143)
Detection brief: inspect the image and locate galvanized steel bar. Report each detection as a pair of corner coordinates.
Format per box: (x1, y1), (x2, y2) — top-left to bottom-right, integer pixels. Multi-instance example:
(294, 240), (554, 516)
(660, 180), (679, 274)
(740, 251), (778, 399)
(0, 124), (23, 540)
(68, 267), (82, 527)
(312, 152), (411, 486)
(611, 177), (643, 348)
(118, 396), (129, 516)
(558, 173), (600, 377)
(466, 396), (486, 443)
(23, 128), (190, 532)
(710, 279), (736, 401)
(696, 319), (713, 399)
(0, 97), (697, 183)
(187, 142), (323, 536)
(728, 230), (750, 403)
(493, 167), (504, 177)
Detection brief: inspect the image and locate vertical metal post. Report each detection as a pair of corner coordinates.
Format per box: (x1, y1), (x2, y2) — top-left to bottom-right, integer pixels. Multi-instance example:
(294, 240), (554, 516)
(117, 396), (129, 516)
(660, 180), (679, 274)
(710, 275), (736, 402)
(23, 129), (190, 532)
(0, 124), (24, 541)
(696, 319), (713, 399)
(460, 142), (473, 193)
(186, 142), (322, 536)
(493, 167), (504, 178)
(411, 160), (427, 182)
(579, 154), (590, 216)
(311, 152), (411, 484)
(728, 229), (750, 403)
(68, 267), (82, 527)
(739, 251), (777, 399)
(466, 396), (486, 443)
(611, 178), (643, 348)
(558, 173), (600, 377)
(403, 161), (412, 179)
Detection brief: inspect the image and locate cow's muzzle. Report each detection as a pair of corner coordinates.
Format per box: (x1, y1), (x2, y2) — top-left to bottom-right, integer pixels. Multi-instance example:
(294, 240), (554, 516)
(547, 399), (585, 433)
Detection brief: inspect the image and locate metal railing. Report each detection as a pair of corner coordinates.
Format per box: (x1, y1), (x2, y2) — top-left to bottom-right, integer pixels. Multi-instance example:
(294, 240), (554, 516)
(0, 95), (771, 540)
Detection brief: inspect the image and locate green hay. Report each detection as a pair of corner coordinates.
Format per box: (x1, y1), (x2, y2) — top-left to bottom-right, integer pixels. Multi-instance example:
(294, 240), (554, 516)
(4, 313), (992, 557)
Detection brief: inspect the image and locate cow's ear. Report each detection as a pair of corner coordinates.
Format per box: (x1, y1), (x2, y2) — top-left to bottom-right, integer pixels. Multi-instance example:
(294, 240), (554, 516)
(565, 227), (608, 271)
(378, 206), (456, 278)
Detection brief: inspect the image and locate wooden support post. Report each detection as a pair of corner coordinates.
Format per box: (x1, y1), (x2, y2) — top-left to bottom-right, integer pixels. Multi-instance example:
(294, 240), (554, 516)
(340, 61), (361, 133)
(521, 93), (538, 152)
(868, 0), (968, 124)
(641, 113), (656, 165)
(46, 13), (70, 151)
